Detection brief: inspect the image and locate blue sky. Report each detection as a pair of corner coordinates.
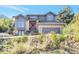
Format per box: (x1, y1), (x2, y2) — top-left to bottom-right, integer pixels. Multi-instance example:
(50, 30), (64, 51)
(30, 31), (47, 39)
(0, 5), (79, 18)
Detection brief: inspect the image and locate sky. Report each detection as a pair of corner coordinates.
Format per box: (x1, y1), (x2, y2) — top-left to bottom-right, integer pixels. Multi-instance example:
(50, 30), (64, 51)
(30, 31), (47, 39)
(0, 5), (79, 18)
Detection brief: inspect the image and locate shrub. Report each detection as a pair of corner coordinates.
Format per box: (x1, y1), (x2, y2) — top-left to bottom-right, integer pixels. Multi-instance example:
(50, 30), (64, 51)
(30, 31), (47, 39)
(4, 42), (35, 54)
(10, 43), (27, 54)
(2, 35), (28, 53)
(67, 33), (79, 42)
(3, 39), (13, 52)
(12, 35), (28, 43)
(63, 14), (79, 41)
(57, 34), (66, 42)
(2, 33), (68, 54)
(50, 32), (60, 48)
(38, 33), (46, 43)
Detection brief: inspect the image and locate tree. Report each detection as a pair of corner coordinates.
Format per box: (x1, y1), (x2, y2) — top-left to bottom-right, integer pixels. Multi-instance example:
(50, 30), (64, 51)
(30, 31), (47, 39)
(63, 13), (79, 42)
(0, 18), (14, 34)
(63, 13), (79, 34)
(56, 6), (74, 24)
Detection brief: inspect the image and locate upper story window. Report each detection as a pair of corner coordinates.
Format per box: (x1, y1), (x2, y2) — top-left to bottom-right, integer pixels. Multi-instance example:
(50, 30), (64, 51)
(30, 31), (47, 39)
(39, 16), (45, 20)
(47, 14), (54, 21)
(30, 16), (37, 19)
(15, 17), (25, 27)
(15, 22), (24, 27)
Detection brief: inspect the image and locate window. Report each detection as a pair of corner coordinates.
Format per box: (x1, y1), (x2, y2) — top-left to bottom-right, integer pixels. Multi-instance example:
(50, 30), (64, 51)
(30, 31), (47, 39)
(15, 22), (24, 27)
(15, 17), (25, 28)
(18, 31), (24, 35)
(20, 22), (24, 27)
(39, 16), (45, 20)
(30, 16), (37, 18)
(47, 14), (53, 21)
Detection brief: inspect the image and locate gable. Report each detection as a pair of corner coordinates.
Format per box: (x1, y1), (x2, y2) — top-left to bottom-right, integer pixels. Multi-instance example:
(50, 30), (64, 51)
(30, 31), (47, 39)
(16, 16), (25, 22)
(46, 13), (56, 21)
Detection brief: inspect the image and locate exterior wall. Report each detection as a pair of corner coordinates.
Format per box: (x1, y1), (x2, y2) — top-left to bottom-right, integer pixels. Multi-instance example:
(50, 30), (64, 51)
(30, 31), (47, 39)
(25, 20), (29, 31)
(14, 12), (65, 35)
(14, 16), (26, 35)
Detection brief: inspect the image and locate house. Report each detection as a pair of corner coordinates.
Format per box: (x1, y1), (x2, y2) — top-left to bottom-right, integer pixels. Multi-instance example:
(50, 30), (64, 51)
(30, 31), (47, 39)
(13, 12), (65, 35)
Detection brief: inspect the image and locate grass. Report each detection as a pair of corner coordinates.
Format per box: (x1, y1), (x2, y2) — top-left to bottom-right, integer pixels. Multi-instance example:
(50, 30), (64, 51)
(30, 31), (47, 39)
(0, 51), (11, 54)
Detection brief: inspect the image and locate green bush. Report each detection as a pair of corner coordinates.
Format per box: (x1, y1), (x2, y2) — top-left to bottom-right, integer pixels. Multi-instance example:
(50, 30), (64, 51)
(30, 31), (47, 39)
(0, 19), (14, 33)
(1, 33), (69, 54)
(50, 32), (58, 47)
(50, 32), (57, 41)
(10, 43), (27, 54)
(38, 33), (46, 43)
(3, 41), (12, 49)
(57, 34), (66, 42)
(3, 39), (13, 52)
(67, 33), (79, 42)
(2, 35), (29, 53)
(50, 32), (64, 48)
(12, 35), (28, 43)
(63, 14), (79, 41)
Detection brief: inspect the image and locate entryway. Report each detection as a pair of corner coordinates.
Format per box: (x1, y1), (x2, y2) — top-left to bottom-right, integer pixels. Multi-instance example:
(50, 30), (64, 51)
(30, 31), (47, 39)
(29, 21), (38, 34)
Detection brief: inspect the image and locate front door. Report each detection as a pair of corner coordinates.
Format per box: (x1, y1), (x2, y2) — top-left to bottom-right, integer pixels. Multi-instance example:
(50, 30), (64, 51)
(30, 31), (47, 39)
(29, 21), (38, 34)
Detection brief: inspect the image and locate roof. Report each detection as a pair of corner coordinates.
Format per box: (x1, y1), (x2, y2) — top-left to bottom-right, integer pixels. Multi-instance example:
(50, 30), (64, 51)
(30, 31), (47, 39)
(46, 11), (57, 16)
(13, 12), (62, 23)
(13, 14), (25, 19)
(13, 11), (57, 19)
(27, 11), (56, 16)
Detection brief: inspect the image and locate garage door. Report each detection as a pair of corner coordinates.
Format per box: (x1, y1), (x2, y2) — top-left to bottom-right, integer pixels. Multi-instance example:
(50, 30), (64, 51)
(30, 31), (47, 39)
(42, 28), (61, 34)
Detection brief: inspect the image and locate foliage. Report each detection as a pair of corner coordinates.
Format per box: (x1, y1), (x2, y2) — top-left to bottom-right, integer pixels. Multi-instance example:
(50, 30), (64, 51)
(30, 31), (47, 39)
(38, 33), (46, 43)
(50, 32), (59, 48)
(56, 6), (74, 24)
(57, 34), (66, 42)
(63, 14), (79, 34)
(10, 43), (29, 54)
(12, 36), (28, 43)
(63, 13), (79, 41)
(1, 32), (79, 54)
(3, 40), (12, 50)
(0, 18), (14, 33)
(3, 35), (28, 53)
(49, 32), (66, 49)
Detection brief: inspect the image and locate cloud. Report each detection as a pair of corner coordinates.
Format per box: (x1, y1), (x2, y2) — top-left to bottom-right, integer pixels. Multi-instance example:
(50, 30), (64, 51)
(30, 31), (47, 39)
(21, 7), (30, 11)
(2, 5), (30, 13)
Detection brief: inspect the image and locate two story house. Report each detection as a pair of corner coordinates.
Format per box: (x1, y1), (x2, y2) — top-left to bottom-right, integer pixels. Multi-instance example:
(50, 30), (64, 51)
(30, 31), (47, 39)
(13, 12), (65, 35)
